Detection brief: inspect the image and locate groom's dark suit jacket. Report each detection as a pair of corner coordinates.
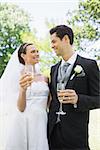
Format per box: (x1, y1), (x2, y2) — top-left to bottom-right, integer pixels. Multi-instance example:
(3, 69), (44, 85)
(48, 55), (100, 149)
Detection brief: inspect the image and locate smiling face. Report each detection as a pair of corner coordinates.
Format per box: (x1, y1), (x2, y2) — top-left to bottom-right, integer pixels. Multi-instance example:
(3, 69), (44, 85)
(50, 33), (68, 57)
(21, 45), (40, 65)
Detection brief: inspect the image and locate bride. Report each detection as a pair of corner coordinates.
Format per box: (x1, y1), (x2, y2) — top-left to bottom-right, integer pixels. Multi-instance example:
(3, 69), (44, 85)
(0, 43), (49, 150)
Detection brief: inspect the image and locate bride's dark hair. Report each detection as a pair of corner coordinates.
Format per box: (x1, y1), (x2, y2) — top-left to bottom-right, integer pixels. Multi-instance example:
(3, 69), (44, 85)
(18, 43), (33, 65)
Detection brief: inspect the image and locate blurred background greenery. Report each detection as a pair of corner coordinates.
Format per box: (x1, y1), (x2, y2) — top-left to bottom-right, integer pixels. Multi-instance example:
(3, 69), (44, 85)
(0, 0), (100, 77)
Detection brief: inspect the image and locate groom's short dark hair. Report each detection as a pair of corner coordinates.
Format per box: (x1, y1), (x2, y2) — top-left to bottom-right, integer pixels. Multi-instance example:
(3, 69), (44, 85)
(49, 25), (74, 45)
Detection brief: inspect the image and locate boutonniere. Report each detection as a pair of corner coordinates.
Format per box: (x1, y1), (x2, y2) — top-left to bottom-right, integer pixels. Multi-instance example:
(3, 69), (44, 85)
(70, 65), (85, 80)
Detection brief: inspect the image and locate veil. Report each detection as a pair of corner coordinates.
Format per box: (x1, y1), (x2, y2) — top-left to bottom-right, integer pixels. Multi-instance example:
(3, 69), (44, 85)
(0, 47), (23, 147)
(0, 46), (41, 147)
(0, 47), (24, 115)
(0, 46), (41, 115)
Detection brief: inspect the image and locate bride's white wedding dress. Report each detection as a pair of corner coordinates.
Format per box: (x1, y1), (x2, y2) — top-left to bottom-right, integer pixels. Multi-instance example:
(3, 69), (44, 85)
(1, 81), (49, 150)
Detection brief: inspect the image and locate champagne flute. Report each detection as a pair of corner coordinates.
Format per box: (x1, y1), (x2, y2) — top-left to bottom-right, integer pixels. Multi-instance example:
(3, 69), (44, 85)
(24, 64), (34, 96)
(56, 82), (66, 123)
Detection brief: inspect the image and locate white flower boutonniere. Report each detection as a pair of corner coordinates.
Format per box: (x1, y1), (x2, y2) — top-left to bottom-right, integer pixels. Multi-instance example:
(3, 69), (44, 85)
(70, 65), (85, 80)
(74, 65), (82, 74)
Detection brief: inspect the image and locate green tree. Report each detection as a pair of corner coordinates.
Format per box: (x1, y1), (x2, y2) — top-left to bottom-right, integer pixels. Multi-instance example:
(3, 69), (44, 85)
(38, 37), (59, 76)
(0, 3), (31, 76)
(38, 20), (60, 76)
(67, 0), (100, 60)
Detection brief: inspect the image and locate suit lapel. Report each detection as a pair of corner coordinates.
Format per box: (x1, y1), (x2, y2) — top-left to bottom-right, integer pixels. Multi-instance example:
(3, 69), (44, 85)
(65, 55), (81, 89)
(49, 62), (61, 136)
(52, 61), (61, 91)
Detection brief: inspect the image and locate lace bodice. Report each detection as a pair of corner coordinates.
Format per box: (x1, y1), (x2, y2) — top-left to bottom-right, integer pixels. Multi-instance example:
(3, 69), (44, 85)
(26, 81), (49, 109)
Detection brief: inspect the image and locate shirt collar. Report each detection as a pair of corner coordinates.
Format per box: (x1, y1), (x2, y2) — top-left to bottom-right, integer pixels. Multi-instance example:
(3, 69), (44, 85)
(61, 52), (78, 66)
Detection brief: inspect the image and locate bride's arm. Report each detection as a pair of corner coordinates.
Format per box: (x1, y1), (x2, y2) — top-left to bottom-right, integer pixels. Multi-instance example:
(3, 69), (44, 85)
(17, 74), (32, 112)
(17, 88), (26, 112)
(43, 76), (52, 112)
(47, 93), (52, 112)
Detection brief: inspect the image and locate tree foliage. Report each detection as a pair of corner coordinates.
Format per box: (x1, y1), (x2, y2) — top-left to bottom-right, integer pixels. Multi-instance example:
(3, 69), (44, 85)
(0, 3), (31, 76)
(38, 37), (59, 76)
(67, 0), (100, 59)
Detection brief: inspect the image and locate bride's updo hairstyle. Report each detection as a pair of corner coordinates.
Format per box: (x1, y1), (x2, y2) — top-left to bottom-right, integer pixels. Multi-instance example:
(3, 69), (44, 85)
(18, 43), (33, 65)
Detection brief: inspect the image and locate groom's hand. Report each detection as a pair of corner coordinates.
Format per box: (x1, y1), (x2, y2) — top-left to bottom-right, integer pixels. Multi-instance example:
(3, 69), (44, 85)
(58, 89), (78, 105)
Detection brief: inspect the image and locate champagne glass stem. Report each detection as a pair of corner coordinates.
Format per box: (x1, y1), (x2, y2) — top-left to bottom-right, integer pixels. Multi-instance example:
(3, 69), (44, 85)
(59, 103), (63, 112)
(56, 114), (60, 123)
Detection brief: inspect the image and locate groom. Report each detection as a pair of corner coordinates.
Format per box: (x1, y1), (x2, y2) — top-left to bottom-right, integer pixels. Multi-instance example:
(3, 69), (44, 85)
(48, 25), (100, 150)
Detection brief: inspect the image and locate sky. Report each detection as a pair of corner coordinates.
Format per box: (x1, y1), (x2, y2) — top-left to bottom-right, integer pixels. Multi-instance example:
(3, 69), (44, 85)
(0, 0), (79, 38)
(18, 0), (79, 38)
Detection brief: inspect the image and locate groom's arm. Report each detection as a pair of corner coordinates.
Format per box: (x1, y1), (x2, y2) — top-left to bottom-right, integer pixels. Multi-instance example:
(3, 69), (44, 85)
(76, 60), (100, 112)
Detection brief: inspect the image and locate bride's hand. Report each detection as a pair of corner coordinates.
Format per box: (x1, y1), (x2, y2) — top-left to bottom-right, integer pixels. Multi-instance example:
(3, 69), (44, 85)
(19, 74), (33, 90)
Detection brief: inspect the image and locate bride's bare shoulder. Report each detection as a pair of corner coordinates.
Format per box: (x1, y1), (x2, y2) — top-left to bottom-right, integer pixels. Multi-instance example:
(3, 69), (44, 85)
(40, 74), (49, 83)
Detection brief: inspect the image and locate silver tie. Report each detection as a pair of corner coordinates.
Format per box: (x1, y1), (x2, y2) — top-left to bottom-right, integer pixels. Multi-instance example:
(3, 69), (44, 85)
(60, 62), (70, 83)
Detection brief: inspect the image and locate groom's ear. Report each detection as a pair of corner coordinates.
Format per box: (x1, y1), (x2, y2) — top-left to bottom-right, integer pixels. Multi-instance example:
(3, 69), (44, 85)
(63, 35), (70, 44)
